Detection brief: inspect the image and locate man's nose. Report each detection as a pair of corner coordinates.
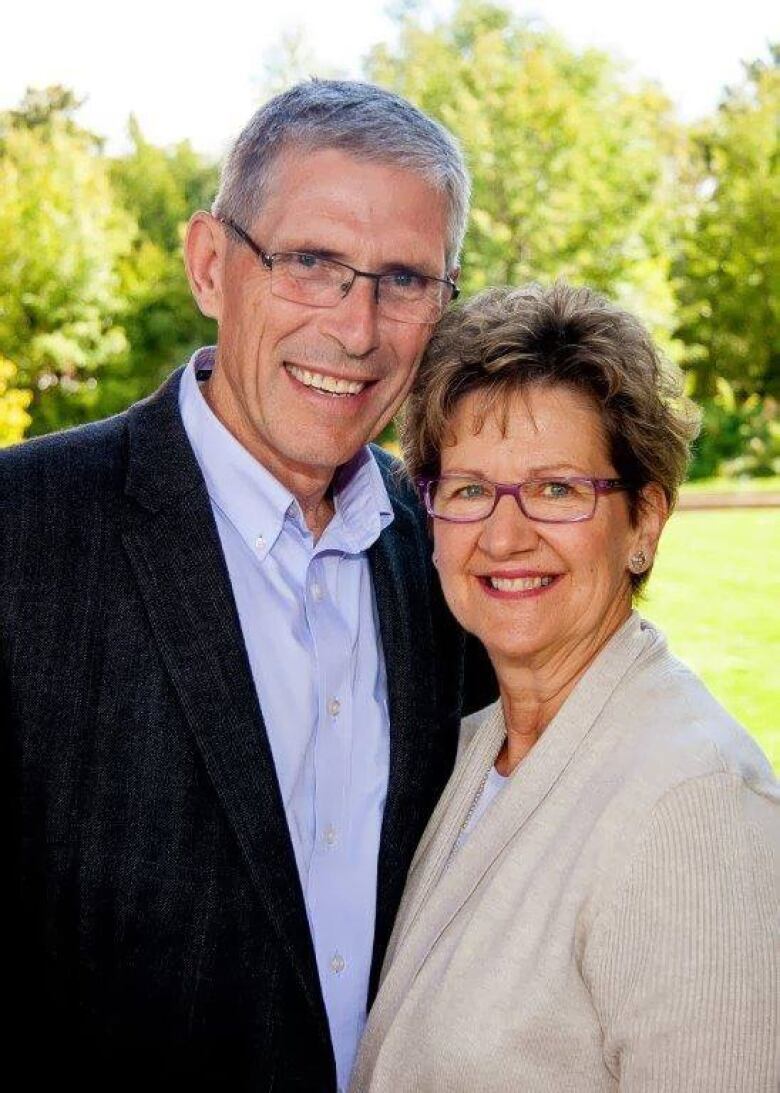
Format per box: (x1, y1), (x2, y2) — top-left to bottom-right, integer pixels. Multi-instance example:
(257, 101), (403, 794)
(320, 273), (381, 359)
(478, 494), (540, 557)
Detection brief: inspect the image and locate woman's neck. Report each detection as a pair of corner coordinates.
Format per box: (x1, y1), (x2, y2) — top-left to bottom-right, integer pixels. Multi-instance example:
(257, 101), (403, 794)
(494, 600), (632, 775)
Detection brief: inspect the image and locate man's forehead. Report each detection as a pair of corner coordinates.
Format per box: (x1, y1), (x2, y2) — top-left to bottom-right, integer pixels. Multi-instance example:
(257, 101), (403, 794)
(255, 146), (449, 264)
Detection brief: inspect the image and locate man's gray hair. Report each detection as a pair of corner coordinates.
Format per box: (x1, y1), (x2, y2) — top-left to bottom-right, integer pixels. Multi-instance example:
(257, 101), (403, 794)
(212, 79), (471, 269)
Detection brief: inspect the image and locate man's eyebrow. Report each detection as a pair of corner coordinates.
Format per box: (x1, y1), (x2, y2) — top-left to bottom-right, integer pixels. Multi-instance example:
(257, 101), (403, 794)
(272, 240), (440, 276)
(272, 241), (343, 259)
(380, 259), (437, 277)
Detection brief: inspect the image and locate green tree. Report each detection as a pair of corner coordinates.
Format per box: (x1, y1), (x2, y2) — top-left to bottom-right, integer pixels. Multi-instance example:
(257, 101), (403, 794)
(97, 119), (219, 417)
(674, 48), (780, 402)
(0, 87), (134, 435)
(367, 0), (687, 347)
(0, 356), (32, 445)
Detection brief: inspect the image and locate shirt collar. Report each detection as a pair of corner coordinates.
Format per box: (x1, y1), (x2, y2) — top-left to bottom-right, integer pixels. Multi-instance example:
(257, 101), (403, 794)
(328, 446), (394, 554)
(179, 347), (393, 560)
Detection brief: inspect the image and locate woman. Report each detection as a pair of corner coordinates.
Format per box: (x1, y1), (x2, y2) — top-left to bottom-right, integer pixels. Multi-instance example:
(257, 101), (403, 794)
(352, 283), (779, 1092)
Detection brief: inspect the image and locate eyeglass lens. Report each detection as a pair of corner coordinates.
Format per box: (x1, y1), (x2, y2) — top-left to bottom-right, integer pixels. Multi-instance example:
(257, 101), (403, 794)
(430, 476), (599, 522)
(270, 253), (449, 323)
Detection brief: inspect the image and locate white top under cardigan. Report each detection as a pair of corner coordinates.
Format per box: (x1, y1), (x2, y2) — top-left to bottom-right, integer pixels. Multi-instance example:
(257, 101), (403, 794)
(351, 613), (780, 1093)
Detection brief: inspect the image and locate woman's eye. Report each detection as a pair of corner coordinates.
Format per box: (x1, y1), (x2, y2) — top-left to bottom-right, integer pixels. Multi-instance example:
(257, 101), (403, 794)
(456, 483), (490, 499)
(541, 481), (572, 498)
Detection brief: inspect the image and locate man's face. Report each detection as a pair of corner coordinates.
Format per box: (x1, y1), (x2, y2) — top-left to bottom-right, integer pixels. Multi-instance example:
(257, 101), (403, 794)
(201, 148), (451, 493)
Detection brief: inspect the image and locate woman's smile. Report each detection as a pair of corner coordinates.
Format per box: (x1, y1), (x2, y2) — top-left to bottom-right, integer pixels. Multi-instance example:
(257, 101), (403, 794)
(478, 571), (562, 598)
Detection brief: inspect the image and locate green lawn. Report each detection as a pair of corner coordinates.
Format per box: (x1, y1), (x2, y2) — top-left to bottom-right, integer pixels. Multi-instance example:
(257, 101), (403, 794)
(680, 475), (780, 494)
(642, 508), (779, 771)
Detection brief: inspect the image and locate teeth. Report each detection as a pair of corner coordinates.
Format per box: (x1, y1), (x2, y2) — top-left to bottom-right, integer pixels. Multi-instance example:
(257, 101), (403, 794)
(287, 364), (365, 395)
(489, 576), (554, 592)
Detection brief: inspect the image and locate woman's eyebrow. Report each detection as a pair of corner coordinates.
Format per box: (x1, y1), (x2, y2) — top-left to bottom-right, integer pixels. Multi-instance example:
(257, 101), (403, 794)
(525, 463), (591, 476)
(440, 463), (589, 478)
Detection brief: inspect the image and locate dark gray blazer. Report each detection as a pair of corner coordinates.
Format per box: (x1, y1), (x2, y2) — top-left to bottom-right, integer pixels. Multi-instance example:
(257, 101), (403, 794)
(0, 369), (493, 1092)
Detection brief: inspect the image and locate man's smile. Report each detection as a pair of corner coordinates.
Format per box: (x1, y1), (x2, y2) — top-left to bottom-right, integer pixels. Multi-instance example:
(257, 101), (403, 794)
(284, 362), (373, 397)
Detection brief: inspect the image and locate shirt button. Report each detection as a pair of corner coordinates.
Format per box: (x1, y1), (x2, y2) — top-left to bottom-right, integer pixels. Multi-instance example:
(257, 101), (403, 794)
(311, 581), (324, 602)
(323, 825), (337, 847)
(254, 535), (265, 551)
(328, 698), (341, 717)
(330, 953), (346, 974)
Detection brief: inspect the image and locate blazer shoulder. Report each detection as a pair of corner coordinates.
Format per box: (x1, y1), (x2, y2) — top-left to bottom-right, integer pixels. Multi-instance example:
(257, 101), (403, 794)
(0, 413), (129, 537)
(1, 411), (127, 480)
(370, 442), (423, 520)
(612, 642), (775, 789)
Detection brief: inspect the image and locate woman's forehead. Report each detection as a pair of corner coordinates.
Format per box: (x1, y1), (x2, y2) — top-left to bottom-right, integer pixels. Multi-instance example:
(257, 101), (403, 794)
(442, 384), (609, 460)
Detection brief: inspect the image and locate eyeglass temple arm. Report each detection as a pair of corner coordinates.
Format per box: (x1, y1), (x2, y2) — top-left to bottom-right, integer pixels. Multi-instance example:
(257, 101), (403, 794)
(219, 217), (272, 268)
(593, 478), (627, 492)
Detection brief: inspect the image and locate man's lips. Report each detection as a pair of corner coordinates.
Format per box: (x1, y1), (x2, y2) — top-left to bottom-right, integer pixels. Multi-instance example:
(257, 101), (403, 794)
(478, 570), (564, 598)
(284, 362), (377, 397)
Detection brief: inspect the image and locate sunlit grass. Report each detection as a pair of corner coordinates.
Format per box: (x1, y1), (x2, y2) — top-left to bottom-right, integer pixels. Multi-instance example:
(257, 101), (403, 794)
(681, 476), (780, 494)
(642, 509), (779, 771)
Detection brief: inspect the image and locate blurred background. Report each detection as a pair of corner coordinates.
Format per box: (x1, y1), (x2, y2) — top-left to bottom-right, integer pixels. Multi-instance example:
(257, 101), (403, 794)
(1, 0), (778, 764)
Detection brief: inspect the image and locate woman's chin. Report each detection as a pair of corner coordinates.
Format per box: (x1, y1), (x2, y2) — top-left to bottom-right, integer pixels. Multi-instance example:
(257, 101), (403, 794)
(473, 619), (561, 671)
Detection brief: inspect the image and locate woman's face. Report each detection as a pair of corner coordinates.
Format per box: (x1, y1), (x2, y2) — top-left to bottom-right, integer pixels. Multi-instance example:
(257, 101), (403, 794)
(433, 385), (664, 675)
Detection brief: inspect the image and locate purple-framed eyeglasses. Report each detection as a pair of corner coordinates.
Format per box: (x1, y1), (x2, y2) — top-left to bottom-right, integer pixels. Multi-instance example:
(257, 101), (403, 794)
(418, 474), (630, 524)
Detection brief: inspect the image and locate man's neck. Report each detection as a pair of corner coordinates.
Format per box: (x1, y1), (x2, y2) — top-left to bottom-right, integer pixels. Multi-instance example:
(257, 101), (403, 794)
(201, 373), (337, 541)
(295, 490), (336, 542)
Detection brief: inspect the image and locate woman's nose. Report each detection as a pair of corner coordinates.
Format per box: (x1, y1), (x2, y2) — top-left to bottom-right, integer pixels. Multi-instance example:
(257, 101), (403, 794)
(477, 494), (540, 557)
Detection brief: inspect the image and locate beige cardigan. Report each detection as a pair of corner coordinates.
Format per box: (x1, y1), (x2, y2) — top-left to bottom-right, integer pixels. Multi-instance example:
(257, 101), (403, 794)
(352, 614), (779, 1092)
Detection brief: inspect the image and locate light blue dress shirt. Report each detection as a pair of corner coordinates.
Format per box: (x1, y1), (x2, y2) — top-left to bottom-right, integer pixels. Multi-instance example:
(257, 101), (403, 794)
(179, 348), (392, 1090)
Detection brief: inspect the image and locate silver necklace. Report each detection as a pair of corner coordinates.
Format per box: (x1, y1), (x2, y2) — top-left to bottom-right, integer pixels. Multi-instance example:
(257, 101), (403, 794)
(445, 766), (493, 867)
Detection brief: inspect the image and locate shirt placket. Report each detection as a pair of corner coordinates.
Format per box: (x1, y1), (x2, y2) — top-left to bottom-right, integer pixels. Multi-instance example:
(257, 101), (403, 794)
(305, 551), (355, 1051)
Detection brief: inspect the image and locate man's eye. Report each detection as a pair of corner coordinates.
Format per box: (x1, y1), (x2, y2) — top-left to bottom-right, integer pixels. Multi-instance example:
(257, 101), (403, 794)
(388, 270), (425, 291)
(292, 253), (320, 269)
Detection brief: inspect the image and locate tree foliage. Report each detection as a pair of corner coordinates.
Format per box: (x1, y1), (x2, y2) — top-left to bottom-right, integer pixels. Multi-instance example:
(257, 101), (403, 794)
(0, 16), (777, 479)
(97, 119), (219, 419)
(0, 91), (218, 434)
(367, 0), (686, 347)
(674, 47), (780, 402)
(0, 87), (133, 434)
(0, 356), (31, 445)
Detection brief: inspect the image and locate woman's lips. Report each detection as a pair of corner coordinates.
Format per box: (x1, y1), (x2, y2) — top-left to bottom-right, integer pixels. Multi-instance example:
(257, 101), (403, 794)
(479, 572), (563, 599)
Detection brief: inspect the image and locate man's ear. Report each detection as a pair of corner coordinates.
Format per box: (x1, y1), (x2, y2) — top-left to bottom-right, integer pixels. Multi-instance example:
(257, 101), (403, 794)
(184, 212), (226, 321)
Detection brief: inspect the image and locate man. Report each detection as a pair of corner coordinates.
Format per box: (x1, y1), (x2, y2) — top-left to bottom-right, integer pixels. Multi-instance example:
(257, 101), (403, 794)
(1, 81), (492, 1090)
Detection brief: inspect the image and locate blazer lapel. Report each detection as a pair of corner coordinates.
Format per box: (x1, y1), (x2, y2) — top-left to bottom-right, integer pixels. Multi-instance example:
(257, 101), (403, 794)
(119, 370), (329, 1045)
(367, 494), (449, 997)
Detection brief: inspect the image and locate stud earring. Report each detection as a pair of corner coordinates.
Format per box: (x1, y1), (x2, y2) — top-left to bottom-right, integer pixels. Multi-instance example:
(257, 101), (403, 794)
(629, 549), (648, 573)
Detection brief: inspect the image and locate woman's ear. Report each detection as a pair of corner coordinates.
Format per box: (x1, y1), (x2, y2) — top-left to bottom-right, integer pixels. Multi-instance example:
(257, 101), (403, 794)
(630, 483), (669, 571)
(184, 211), (226, 321)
